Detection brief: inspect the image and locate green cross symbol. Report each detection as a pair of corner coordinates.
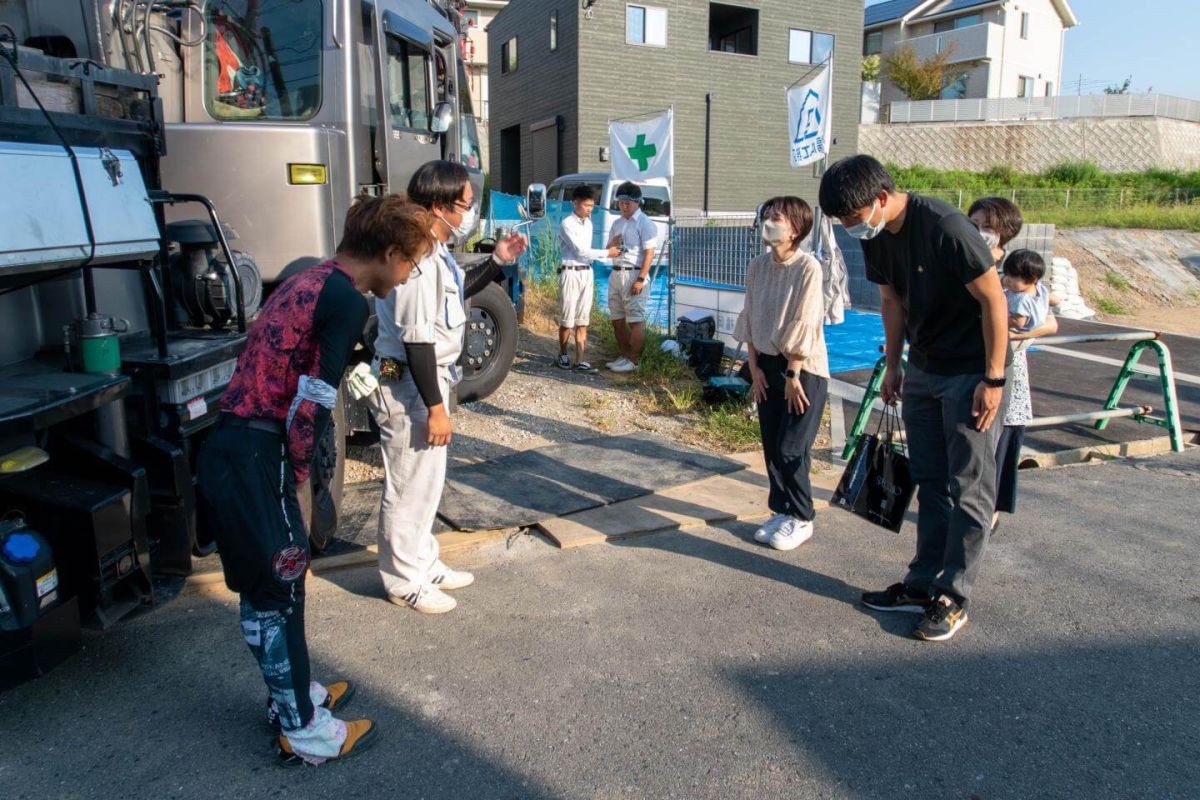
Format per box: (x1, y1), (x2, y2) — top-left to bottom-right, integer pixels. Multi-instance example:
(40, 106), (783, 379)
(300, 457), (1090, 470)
(627, 133), (657, 172)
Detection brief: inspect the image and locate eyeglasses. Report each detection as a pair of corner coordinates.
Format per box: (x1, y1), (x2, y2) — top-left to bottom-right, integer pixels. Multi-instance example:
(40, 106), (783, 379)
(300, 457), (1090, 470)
(453, 199), (475, 212)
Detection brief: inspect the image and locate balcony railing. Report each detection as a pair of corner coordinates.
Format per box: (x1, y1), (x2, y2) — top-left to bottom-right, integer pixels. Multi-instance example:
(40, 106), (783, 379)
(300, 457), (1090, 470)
(885, 93), (1200, 124)
(902, 22), (1003, 64)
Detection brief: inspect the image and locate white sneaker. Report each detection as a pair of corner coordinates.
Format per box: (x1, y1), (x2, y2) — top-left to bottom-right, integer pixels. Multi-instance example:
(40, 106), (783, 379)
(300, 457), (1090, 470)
(389, 584), (457, 614)
(606, 357), (630, 370)
(432, 568), (474, 591)
(610, 359), (637, 373)
(768, 518), (814, 551)
(753, 514), (789, 543)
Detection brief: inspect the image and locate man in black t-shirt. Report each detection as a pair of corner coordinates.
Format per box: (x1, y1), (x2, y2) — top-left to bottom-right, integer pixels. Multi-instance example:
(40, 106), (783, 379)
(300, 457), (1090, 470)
(820, 156), (1009, 642)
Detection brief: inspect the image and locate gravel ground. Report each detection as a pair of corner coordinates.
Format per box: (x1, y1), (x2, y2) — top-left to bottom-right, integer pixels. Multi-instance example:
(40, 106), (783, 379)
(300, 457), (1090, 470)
(346, 323), (836, 486)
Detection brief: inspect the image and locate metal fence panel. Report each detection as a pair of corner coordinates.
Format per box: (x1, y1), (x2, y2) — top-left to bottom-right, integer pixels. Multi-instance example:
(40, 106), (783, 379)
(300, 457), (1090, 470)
(887, 93), (1200, 125)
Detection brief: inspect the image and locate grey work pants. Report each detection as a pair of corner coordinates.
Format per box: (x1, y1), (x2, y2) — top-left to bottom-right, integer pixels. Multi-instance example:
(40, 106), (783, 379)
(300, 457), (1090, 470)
(900, 363), (1003, 608)
(371, 369), (452, 597)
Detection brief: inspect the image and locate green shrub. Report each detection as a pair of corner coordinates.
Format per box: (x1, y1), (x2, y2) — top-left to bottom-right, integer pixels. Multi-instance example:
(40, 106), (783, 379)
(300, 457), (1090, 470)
(1041, 161), (1105, 186)
(1093, 297), (1129, 315)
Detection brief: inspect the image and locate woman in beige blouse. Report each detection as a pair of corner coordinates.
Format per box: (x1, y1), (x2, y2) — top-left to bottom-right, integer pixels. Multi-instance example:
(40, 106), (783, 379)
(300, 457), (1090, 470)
(733, 196), (829, 551)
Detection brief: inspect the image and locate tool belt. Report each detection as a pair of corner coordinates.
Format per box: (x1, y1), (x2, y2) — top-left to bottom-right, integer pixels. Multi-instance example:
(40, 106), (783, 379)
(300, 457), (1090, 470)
(377, 357), (407, 382)
(557, 264), (591, 273)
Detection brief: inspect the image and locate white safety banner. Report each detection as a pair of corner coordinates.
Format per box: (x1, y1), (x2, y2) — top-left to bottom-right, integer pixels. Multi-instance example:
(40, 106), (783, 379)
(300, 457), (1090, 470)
(610, 109), (674, 181)
(788, 66), (832, 167)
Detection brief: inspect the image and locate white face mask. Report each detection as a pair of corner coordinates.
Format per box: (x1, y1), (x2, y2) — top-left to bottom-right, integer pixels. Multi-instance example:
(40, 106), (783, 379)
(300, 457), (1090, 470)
(761, 220), (791, 246)
(980, 229), (1001, 249)
(437, 202), (478, 246)
(846, 200), (886, 240)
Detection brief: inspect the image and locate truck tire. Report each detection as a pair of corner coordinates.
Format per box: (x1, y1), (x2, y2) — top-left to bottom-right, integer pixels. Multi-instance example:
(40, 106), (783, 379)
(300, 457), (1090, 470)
(297, 385), (347, 554)
(457, 281), (517, 404)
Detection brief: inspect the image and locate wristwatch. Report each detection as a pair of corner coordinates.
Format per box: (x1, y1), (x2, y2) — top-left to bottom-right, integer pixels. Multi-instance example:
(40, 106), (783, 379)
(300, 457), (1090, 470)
(982, 375), (1006, 388)
(783, 368), (798, 379)
(633, 275), (646, 284)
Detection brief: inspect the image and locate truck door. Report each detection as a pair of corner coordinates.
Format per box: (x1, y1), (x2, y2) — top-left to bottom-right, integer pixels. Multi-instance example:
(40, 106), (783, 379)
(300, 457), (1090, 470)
(372, 5), (441, 191)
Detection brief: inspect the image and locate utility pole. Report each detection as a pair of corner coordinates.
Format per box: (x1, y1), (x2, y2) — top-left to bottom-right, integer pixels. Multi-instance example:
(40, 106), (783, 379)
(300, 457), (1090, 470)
(1076, 73), (1083, 95)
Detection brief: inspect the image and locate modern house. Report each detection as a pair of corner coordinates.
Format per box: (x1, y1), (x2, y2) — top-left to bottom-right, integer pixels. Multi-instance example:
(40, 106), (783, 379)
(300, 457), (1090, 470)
(485, 0), (864, 213)
(864, 0), (1079, 106)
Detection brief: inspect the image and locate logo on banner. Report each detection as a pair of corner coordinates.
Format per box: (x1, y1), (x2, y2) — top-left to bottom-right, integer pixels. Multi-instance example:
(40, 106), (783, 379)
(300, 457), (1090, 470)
(609, 109), (674, 181)
(793, 89), (825, 162)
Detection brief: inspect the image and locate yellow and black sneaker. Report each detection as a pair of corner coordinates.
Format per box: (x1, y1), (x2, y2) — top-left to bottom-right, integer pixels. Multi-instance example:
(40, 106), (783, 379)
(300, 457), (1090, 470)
(914, 596), (968, 642)
(267, 680), (356, 732)
(276, 719), (379, 767)
(861, 582), (932, 613)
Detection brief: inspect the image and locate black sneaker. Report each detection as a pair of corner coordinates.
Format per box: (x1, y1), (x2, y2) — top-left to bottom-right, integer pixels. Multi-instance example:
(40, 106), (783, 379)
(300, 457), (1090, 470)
(861, 582), (932, 613)
(914, 596), (969, 642)
(557, 354), (571, 369)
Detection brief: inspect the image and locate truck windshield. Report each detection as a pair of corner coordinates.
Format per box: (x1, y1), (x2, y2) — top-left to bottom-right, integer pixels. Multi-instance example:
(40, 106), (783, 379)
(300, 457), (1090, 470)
(457, 62), (482, 170)
(204, 0), (323, 121)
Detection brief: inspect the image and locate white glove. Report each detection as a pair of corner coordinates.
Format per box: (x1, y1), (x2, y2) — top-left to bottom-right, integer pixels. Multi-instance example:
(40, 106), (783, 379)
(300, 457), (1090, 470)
(346, 362), (380, 401)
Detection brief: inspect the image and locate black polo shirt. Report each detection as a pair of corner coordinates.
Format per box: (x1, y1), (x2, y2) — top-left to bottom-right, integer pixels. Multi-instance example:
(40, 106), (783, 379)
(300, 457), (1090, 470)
(862, 194), (999, 376)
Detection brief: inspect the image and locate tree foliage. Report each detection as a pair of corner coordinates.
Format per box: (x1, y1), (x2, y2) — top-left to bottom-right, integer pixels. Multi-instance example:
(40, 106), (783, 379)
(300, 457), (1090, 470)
(861, 54), (881, 83)
(1104, 76), (1133, 95)
(882, 43), (960, 101)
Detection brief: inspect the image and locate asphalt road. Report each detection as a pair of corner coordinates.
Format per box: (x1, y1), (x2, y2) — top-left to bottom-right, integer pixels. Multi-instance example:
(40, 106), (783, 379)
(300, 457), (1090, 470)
(2, 450), (1198, 800)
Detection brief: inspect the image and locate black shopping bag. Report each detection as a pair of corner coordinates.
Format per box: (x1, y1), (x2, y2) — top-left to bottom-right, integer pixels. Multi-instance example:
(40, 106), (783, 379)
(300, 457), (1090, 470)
(832, 405), (914, 532)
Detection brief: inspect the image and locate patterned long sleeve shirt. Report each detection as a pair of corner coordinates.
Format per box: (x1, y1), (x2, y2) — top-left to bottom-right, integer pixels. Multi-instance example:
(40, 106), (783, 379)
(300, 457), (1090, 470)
(221, 261), (368, 482)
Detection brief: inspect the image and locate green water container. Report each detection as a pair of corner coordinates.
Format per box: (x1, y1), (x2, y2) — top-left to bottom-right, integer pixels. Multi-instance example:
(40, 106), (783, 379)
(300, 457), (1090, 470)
(75, 314), (126, 374)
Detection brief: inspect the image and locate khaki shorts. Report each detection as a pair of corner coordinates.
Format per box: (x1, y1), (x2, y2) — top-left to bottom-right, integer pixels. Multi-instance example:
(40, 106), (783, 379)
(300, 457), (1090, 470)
(558, 267), (594, 328)
(607, 269), (648, 324)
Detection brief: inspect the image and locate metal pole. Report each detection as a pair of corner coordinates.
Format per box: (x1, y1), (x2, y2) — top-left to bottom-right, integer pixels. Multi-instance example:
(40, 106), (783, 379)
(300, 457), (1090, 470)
(1025, 406), (1150, 428)
(703, 93), (711, 215)
(842, 355), (894, 460)
(1034, 331), (1157, 345)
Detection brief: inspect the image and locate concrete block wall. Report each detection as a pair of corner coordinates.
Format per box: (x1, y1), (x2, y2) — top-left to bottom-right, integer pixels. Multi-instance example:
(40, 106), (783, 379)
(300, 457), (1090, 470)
(859, 117), (1200, 173)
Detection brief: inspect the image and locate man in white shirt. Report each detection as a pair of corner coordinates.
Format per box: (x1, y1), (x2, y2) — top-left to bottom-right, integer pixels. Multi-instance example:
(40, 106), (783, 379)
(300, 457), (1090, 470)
(605, 181), (660, 372)
(556, 185), (620, 371)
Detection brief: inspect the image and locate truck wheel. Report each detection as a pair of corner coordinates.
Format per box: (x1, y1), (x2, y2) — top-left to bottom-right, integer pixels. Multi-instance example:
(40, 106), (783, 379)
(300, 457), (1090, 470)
(297, 386), (347, 554)
(457, 281), (517, 404)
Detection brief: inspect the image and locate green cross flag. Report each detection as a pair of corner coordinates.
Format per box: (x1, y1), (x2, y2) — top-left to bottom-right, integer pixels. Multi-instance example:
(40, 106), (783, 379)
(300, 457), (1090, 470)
(609, 109), (674, 181)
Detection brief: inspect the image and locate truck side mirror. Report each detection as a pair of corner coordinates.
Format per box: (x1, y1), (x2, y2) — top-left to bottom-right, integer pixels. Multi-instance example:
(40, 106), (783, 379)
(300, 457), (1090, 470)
(431, 102), (454, 134)
(525, 184), (547, 219)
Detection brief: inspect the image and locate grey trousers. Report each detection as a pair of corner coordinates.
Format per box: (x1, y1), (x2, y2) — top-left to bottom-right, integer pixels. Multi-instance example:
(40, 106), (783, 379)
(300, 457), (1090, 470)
(372, 369), (452, 597)
(900, 363), (1003, 607)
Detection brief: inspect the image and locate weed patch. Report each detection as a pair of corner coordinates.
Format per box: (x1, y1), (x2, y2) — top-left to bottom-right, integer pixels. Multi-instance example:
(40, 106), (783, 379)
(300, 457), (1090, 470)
(1093, 296), (1129, 315)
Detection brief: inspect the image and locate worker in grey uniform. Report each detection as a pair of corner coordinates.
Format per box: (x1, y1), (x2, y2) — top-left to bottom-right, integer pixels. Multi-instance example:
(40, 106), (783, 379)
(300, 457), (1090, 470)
(556, 185), (621, 371)
(370, 161), (527, 614)
(604, 181), (661, 372)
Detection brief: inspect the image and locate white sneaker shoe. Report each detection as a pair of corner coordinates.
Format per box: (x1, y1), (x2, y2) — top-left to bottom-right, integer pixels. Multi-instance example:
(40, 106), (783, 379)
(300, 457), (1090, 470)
(753, 514), (789, 543)
(389, 584), (457, 614)
(610, 359), (637, 373)
(768, 518), (814, 551)
(432, 568), (474, 591)
(606, 357), (630, 370)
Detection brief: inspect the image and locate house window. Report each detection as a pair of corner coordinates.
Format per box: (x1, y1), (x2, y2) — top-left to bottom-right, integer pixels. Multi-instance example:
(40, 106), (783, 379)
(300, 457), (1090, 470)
(789, 29), (833, 64)
(501, 36), (517, 73)
(626, 4), (667, 47)
(933, 13), (982, 33)
(863, 30), (882, 56)
(709, 3), (758, 56)
(550, 11), (558, 51)
(1018, 75), (1034, 97)
(463, 9), (479, 27)
(1045, 81), (1054, 97)
(1020, 11), (1030, 39)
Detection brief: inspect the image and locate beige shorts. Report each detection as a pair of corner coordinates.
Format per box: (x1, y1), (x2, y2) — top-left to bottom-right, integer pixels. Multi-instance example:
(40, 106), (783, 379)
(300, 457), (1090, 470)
(607, 269), (648, 324)
(558, 267), (594, 328)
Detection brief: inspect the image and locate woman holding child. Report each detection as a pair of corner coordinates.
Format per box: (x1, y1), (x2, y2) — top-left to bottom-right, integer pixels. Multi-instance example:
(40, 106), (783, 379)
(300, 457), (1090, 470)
(967, 197), (1059, 532)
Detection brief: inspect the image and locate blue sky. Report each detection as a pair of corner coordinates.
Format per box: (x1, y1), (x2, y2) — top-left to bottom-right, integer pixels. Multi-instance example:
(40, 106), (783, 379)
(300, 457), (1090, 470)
(865, 0), (1200, 98)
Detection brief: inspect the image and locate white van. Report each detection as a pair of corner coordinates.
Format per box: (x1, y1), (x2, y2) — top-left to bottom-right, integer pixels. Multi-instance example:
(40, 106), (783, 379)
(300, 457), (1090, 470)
(546, 172), (672, 254)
